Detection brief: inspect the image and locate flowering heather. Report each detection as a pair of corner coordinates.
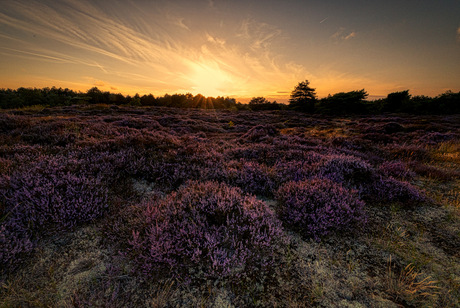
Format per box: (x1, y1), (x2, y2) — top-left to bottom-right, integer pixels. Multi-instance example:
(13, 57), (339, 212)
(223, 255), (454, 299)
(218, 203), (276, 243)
(408, 161), (460, 181)
(372, 177), (428, 204)
(383, 144), (429, 161)
(0, 221), (33, 275)
(241, 124), (279, 142)
(128, 181), (286, 282)
(113, 117), (163, 130)
(274, 160), (315, 184)
(276, 179), (367, 240)
(225, 160), (276, 196)
(18, 120), (77, 146)
(360, 132), (396, 145)
(381, 122), (405, 134)
(416, 132), (457, 145)
(2, 155), (108, 233)
(224, 143), (278, 165)
(315, 154), (376, 188)
(379, 161), (415, 180)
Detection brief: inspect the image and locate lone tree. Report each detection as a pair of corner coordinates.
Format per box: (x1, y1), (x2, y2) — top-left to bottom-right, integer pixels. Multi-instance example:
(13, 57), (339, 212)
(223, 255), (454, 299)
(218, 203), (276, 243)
(289, 80), (317, 112)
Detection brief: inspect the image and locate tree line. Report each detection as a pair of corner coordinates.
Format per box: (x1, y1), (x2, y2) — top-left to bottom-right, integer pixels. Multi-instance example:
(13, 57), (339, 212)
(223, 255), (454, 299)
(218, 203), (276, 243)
(1, 82), (459, 114)
(0, 87), (243, 110)
(252, 80), (460, 115)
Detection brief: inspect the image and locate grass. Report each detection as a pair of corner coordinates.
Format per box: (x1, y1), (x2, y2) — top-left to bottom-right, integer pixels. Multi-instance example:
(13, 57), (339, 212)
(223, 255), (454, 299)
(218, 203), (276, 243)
(150, 280), (176, 308)
(386, 256), (440, 305)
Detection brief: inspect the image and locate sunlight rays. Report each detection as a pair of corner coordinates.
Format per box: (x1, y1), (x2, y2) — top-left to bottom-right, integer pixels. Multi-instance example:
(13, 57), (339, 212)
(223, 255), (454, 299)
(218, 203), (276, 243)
(189, 62), (232, 97)
(0, 0), (310, 97)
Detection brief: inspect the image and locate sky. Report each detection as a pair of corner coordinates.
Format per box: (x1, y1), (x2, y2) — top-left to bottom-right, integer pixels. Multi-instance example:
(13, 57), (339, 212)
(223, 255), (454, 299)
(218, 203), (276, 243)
(1, 0), (459, 102)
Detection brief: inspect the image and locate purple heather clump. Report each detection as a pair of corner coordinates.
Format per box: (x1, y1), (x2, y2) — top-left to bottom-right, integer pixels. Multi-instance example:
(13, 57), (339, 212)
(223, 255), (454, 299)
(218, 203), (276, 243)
(17, 119), (78, 146)
(113, 117), (163, 130)
(226, 160), (276, 196)
(360, 132), (396, 144)
(379, 161), (415, 180)
(416, 132), (457, 146)
(0, 114), (31, 133)
(273, 134), (321, 148)
(313, 153), (427, 204)
(315, 154), (376, 188)
(128, 181), (286, 282)
(241, 124), (279, 142)
(382, 143), (429, 161)
(0, 158), (11, 174)
(148, 161), (189, 189)
(274, 160), (315, 185)
(408, 161), (459, 181)
(225, 143), (278, 165)
(3, 155), (108, 233)
(371, 177), (428, 204)
(0, 221), (33, 275)
(382, 122), (405, 134)
(276, 179), (367, 240)
(330, 136), (364, 151)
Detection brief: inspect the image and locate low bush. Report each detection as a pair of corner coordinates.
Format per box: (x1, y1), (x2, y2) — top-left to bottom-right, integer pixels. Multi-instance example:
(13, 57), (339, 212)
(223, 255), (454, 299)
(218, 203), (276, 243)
(379, 161), (415, 180)
(276, 179), (366, 240)
(315, 154), (375, 188)
(416, 132), (457, 145)
(409, 161), (459, 181)
(383, 144), (429, 161)
(274, 160), (315, 184)
(127, 181), (286, 282)
(2, 155), (108, 233)
(225, 160), (276, 196)
(0, 221), (33, 275)
(241, 124), (279, 142)
(372, 177), (427, 205)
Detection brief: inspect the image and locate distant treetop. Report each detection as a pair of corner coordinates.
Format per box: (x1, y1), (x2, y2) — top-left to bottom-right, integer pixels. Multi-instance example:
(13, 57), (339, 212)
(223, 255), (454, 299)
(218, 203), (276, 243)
(289, 80), (317, 113)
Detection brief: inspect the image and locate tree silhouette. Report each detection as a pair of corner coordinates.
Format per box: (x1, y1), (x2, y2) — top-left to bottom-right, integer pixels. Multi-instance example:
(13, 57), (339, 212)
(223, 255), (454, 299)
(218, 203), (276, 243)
(383, 90), (410, 112)
(289, 80), (317, 112)
(249, 97), (269, 105)
(319, 89), (368, 114)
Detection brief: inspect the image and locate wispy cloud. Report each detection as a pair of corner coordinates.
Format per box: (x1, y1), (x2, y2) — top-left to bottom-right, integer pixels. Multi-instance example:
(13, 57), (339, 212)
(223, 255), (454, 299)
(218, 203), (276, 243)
(344, 32), (356, 40)
(93, 80), (105, 87)
(206, 33), (226, 46)
(457, 26), (460, 42)
(237, 19), (283, 51)
(0, 0), (309, 96)
(167, 14), (190, 31)
(331, 27), (356, 41)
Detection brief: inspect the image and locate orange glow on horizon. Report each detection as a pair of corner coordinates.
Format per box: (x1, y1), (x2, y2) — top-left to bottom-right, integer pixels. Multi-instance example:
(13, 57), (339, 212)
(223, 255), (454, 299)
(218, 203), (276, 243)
(188, 62), (233, 98)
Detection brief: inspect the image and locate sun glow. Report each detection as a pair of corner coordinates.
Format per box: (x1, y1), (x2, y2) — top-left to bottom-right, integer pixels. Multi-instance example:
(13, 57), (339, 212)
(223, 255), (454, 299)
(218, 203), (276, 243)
(189, 62), (232, 97)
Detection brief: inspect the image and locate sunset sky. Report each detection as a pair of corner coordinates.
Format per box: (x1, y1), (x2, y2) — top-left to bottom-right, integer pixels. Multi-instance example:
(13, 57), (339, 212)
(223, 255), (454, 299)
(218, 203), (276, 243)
(1, 0), (459, 101)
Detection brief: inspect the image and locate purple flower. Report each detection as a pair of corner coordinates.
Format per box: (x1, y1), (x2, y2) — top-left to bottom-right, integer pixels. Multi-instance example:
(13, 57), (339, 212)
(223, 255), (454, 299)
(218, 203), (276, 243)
(276, 179), (367, 240)
(127, 181), (286, 281)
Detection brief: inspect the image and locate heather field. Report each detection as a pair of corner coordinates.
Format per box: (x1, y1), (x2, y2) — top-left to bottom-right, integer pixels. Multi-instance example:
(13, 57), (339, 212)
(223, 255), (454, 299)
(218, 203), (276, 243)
(1, 105), (459, 307)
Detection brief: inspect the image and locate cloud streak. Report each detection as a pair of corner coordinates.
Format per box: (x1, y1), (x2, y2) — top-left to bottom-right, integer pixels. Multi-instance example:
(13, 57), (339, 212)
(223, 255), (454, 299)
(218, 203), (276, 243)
(331, 27), (357, 41)
(0, 0), (308, 97)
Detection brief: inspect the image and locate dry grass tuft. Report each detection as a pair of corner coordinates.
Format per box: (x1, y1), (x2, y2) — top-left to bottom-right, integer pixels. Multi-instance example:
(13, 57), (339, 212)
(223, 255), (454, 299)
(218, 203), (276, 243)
(432, 140), (460, 164)
(386, 256), (439, 304)
(150, 279), (176, 308)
